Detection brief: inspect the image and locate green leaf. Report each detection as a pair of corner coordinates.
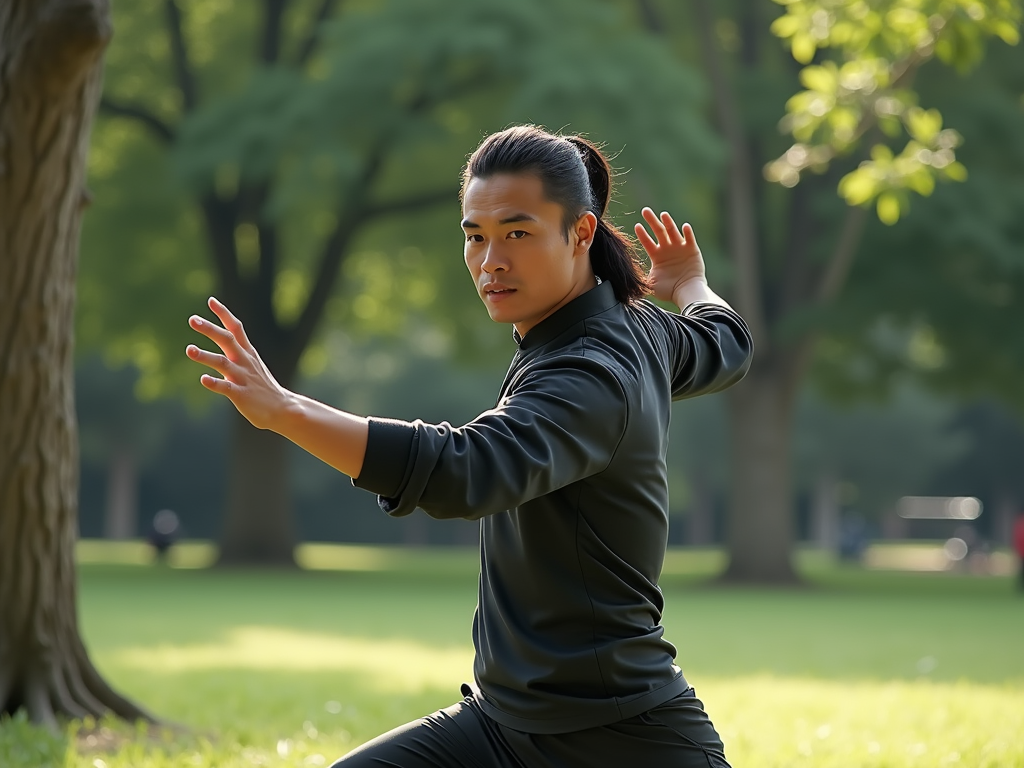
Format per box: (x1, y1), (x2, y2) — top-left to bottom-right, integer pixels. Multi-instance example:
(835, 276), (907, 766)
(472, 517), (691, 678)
(792, 33), (817, 63)
(800, 64), (837, 93)
(877, 192), (901, 225)
(870, 143), (894, 163)
(992, 19), (1020, 45)
(904, 168), (935, 197)
(838, 167), (877, 205)
(770, 14), (803, 39)
(944, 161), (969, 181)
(904, 107), (943, 144)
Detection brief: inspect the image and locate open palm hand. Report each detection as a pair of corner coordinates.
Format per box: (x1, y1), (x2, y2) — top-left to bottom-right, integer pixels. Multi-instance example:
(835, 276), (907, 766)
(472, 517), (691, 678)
(634, 208), (707, 305)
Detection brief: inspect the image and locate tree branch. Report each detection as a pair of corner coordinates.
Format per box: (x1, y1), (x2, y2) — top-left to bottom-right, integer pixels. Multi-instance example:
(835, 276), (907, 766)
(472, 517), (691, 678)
(776, 172), (817, 316)
(294, 0), (341, 67)
(260, 0), (288, 64)
(691, 0), (769, 348)
(815, 203), (869, 304)
(163, 0), (198, 111)
(364, 188), (455, 220)
(636, 0), (664, 33)
(287, 206), (363, 364)
(287, 169), (455, 367)
(199, 194), (243, 305)
(98, 97), (176, 143)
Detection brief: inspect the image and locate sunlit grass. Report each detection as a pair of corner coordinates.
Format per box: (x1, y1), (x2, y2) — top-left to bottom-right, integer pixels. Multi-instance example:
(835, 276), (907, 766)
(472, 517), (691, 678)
(1, 544), (1022, 767)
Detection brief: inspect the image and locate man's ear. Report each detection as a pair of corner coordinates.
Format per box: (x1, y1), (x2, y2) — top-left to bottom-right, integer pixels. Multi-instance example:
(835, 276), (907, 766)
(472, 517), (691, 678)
(573, 211), (599, 257)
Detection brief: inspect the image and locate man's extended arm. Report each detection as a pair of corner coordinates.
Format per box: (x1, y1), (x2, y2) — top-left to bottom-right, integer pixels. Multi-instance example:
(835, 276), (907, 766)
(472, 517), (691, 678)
(186, 297), (370, 480)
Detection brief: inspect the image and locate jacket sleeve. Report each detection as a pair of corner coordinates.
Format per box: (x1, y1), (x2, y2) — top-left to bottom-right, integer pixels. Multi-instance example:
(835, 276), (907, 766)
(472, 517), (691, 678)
(655, 301), (754, 400)
(351, 354), (629, 520)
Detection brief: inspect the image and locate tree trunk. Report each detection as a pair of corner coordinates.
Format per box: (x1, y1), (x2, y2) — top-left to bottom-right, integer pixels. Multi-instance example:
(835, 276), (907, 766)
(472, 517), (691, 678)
(216, 411), (297, 566)
(811, 472), (840, 552)
(721, 365), (801, 583)
(685, 474), (716, 546)
(103, 445), (137, 539)
(0, 0), (151, 725)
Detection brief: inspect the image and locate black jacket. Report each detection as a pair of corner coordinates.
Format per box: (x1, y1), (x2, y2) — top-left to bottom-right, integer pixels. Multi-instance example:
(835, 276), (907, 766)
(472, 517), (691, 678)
(354, 280), (753, 733)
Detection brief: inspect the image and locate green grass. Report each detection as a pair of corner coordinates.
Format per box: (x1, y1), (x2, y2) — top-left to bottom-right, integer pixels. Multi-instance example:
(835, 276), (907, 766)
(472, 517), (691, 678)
(2, 543), (1023, 767)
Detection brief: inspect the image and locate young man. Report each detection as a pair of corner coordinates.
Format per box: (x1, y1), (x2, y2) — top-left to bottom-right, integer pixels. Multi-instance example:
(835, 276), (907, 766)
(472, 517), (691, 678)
(187, 126), (752, 767)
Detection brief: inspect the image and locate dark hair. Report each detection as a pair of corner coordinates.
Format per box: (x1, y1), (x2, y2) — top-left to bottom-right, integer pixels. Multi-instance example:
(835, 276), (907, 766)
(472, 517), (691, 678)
(461, 125), (651, 304)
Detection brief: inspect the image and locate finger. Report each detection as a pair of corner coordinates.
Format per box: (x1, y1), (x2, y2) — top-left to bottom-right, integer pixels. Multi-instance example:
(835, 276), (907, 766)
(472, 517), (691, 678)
(199, 373), (235, 396)
(207, 297), (256, 353)
(659, 211), (683, 246)
(186, 344), (237, 377)
(189, 314), (244, 360)
(634, 222), (659, 255)
(681, 222), (697, 247)
(641, 207), (669, 246)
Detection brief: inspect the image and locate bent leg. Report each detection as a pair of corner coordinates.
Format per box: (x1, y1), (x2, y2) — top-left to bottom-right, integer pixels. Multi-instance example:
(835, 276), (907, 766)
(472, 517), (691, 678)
(330, 691), (520, 768)
(498, 688), (731, 768)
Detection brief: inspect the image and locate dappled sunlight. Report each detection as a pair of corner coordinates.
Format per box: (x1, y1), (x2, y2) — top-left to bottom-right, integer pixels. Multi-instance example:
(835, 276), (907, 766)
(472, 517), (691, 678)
(111, 626), (474, 694)
(696, 675), (1024, 768)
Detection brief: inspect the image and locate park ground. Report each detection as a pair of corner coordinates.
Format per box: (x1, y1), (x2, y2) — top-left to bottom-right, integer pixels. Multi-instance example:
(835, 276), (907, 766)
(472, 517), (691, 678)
(2, 543), (1023, 768)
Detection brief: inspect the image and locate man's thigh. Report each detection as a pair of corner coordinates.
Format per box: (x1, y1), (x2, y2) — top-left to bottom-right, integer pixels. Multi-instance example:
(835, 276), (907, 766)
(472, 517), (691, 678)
(330, 690), (522, 768)
(499, 689), (731, 768)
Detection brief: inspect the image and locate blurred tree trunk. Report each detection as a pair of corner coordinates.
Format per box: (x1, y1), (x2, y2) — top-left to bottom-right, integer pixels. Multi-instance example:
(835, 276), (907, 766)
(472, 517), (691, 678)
(811, 471), (841, 552)
(723, 367), (801, 582)
(218, 413), (297, 564)
(103, 445), (138, 539)
(684, 474), (715, 546)
(0, 0), (151, 726)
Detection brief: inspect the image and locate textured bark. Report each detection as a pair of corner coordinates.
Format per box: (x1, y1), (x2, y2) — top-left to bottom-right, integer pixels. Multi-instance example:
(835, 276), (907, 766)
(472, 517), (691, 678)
(0, 0), (151, 726)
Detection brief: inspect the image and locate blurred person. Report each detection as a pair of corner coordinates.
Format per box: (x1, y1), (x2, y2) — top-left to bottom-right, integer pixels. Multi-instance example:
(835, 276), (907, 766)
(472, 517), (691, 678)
(186, 126), (752, 768)
(147, 508), (180, 562)
(1014, 510), (1024, 591)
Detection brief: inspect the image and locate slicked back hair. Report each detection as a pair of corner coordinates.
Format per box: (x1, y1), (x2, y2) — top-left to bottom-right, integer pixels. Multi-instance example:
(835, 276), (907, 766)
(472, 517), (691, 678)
(461, 125), (651, 304)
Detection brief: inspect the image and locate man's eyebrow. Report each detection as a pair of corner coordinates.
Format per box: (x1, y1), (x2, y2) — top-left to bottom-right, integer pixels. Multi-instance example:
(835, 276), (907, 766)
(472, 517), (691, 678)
(461, 213), (538, 229)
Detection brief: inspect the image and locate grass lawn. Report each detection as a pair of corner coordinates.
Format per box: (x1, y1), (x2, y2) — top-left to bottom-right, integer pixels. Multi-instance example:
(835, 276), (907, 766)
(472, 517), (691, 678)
(2, 543), (1023, 767)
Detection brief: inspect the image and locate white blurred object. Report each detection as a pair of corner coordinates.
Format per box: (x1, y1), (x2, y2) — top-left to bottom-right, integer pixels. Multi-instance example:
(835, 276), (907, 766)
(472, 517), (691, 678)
(897, 496), (982, 520)
(943, 537), (969, 561)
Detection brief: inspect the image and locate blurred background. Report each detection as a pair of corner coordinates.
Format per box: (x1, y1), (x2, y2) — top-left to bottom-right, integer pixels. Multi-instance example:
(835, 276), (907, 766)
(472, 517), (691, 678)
(74, 0), (1024, 573)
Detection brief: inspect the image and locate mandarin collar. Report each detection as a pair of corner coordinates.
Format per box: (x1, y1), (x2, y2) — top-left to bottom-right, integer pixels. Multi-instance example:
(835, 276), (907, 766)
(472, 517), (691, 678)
(513, 280), (619, 351)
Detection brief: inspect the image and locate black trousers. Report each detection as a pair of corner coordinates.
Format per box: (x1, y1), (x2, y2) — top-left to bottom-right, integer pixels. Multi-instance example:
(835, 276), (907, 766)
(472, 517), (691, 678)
(330, 685), (731, 768)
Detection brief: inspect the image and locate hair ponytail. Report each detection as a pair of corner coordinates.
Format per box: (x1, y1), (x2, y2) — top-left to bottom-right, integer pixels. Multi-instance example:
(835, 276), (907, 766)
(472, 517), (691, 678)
(463, 126), (651, 304)
(565, 136), (651, 304)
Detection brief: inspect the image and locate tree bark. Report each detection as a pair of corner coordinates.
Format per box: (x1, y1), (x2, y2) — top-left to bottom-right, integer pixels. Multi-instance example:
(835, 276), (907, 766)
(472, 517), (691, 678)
(721, 363), (802, 583)
(0, 0), (152, 725)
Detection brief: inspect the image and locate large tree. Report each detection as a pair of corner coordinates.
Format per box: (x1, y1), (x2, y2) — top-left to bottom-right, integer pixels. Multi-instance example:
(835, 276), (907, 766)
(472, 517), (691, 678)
(640, 0), (1020, 581)
(0, 0), (149, 725)
(80, 0), (716, 565)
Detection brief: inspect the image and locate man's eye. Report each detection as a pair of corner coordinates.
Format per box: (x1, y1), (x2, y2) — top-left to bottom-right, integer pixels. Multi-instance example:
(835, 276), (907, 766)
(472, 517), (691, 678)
(508, 230), (528, 239)
(466, 234), (483, 243)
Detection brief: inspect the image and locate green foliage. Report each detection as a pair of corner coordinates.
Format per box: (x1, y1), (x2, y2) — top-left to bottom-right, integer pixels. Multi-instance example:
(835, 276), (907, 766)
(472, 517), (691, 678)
(765, 0), (1021, 222)
(809, 39), (1024, 407)
(0, 711), (70, 767)
(81, 0), (719, 400)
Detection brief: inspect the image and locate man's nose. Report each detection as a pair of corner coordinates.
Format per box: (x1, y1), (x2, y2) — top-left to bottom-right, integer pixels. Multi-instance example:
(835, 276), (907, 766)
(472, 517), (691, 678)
(480, 244), (508, 274)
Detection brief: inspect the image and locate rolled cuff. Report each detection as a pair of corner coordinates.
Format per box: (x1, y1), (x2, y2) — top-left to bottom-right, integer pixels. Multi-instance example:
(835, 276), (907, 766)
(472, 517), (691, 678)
(351, 417), (416, 499)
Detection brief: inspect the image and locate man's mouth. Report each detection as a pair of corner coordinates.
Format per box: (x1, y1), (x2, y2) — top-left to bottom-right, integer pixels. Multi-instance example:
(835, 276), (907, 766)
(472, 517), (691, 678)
(483, 284), (517, 301)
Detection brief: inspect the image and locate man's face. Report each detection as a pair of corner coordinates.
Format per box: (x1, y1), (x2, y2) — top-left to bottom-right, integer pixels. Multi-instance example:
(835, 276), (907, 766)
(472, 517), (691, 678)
(462, 173), (593, 338)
